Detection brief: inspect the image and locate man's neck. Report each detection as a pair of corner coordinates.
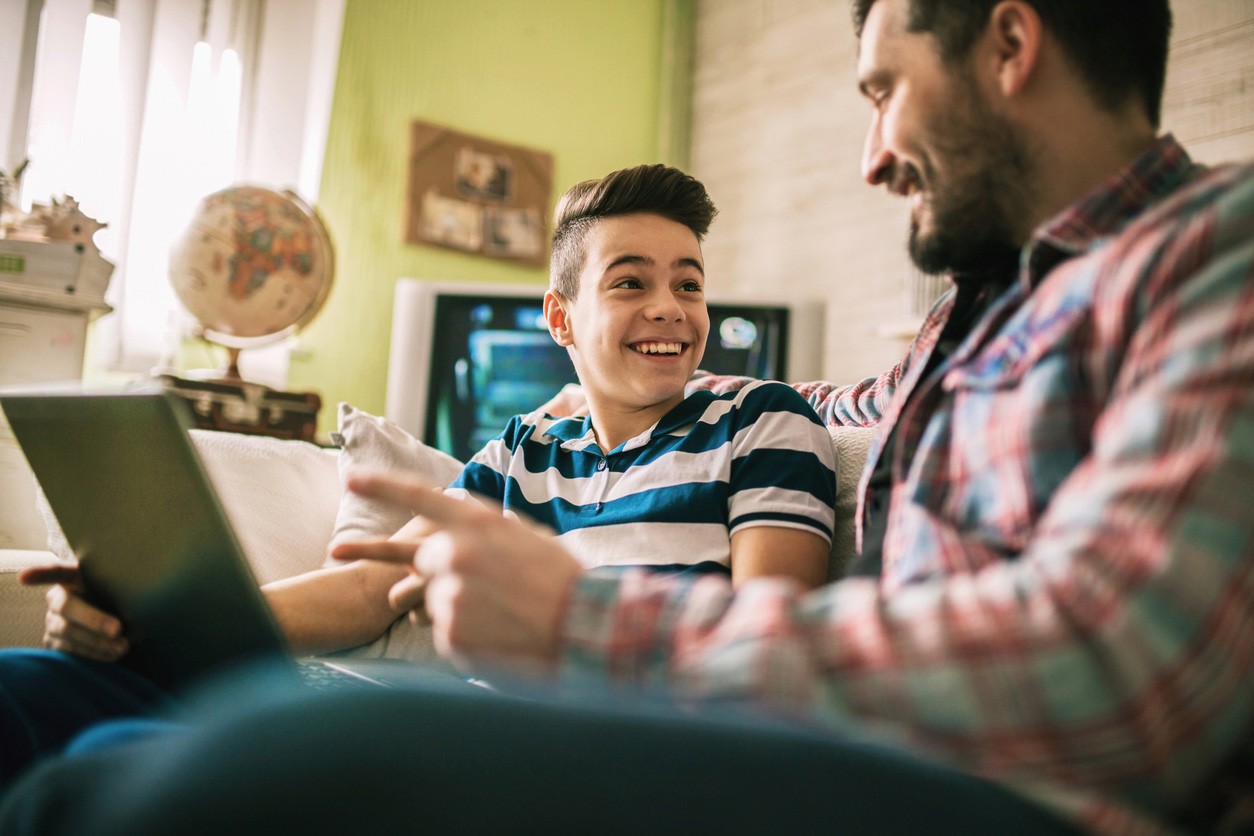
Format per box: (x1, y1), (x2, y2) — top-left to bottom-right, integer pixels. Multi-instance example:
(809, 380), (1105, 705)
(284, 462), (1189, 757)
(1018, 107), (1159, 242)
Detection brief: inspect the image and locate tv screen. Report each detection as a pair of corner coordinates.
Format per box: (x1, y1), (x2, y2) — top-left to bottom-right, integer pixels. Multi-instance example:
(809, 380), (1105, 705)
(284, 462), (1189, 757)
(422, 292), (795, 462)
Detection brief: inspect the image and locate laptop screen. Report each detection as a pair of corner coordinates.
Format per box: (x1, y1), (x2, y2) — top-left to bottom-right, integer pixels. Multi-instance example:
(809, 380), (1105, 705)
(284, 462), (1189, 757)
(0, 388), (287, 690)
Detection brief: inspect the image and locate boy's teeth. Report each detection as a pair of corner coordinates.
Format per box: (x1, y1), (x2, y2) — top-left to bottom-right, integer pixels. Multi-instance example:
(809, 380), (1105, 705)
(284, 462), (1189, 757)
(635, 342), (681, 354)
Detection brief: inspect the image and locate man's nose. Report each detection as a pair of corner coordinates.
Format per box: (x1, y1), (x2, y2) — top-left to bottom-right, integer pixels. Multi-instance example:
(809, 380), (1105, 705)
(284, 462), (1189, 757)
(861, 118), (893, 187)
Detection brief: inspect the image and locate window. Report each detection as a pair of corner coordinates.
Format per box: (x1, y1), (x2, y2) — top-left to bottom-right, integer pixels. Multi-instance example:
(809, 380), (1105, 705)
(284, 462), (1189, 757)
(3, 0), (344, 387)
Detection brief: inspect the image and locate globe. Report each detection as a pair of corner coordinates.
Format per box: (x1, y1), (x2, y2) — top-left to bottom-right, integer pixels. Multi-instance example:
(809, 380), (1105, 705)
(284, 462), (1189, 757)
(168, 185), (334, 379)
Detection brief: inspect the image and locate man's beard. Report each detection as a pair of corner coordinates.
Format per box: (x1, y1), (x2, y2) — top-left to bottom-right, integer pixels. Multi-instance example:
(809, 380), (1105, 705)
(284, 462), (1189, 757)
(905, 79), (1036, 279)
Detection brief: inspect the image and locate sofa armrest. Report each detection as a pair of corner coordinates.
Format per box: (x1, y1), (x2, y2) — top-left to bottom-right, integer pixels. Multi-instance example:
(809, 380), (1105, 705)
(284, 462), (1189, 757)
(0, 549), (58, 648)
(828, 426), (873, 581)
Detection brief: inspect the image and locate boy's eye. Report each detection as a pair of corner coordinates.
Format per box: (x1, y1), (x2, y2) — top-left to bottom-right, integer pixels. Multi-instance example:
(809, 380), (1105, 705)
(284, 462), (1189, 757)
(679, 280), (702, 292)
(613, 278), (642, 289)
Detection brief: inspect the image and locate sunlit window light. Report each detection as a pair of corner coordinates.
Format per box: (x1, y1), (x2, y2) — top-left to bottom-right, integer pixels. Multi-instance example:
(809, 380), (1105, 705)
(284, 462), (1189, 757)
(125, 14), (246, 361)
(212, 47), (242, 188)
(14, 0), (325, 378)
(67, 10), (124, 259)
(185, 38), (215, 200)
(181, 36), (242, 231)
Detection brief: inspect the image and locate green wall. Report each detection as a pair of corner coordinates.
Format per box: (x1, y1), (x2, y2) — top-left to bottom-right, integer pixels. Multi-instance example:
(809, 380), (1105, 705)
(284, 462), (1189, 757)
(288, 0), (693, 432)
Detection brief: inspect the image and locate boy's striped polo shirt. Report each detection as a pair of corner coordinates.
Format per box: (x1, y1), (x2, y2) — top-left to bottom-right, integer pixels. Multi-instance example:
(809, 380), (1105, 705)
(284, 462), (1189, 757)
(451, 380), (837, 574)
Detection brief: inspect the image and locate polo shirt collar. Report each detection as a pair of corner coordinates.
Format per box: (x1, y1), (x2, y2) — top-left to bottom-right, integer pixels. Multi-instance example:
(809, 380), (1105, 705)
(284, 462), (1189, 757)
(544, 415), (596, 447)
(541, 416), (599, 453)
(542, 390), (717, 454)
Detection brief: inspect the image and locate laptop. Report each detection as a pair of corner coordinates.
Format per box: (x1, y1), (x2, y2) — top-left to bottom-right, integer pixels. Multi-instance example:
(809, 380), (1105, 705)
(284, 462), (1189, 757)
(0, 384), (424, 693)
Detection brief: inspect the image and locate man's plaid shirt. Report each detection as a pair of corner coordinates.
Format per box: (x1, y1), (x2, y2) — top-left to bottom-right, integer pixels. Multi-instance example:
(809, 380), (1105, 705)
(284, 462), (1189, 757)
(559, 136), (1254, 835)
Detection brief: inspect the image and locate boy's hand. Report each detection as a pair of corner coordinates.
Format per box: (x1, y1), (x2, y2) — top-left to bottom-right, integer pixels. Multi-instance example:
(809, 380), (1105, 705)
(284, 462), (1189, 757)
(339, 472), (582, 674)
(19, 565), (129, 662)
(385, 512), (441, 616)
(333, 489), (478, 618)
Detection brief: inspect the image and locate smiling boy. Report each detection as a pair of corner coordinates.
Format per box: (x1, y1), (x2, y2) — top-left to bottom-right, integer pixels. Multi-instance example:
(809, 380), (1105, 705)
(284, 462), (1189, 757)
(444, 164), (837, 586)
(0, 166), (837, 793)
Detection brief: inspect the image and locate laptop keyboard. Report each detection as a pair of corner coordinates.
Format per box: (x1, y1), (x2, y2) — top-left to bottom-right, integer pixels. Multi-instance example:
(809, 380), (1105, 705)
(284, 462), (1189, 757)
(296, 661), (378, 691)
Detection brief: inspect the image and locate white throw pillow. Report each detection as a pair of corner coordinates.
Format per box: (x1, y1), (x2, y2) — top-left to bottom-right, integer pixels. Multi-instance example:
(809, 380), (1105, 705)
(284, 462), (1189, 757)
(325, 403), (464, 553)
(325, 403), (464, 666)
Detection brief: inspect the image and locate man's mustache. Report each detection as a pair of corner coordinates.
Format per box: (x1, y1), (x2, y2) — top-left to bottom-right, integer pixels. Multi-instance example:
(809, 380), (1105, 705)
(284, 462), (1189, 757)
(888, 162), (924, 197)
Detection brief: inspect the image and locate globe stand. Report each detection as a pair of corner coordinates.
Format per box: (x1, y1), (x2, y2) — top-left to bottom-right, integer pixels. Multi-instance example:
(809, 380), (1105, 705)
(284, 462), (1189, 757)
(175, 344), (249, 387)
(218, 346), (244, 384)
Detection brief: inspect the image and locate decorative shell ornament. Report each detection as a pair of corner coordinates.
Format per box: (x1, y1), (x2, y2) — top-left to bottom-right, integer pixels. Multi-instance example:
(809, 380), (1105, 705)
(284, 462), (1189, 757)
(33, 197), (107, 255)
(0, 187), (115, 310)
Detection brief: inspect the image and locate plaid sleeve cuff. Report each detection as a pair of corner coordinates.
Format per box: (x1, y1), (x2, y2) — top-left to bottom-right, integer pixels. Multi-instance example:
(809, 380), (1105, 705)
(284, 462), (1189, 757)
(559, 571), (627, 679)
(558, 568), (711, 688)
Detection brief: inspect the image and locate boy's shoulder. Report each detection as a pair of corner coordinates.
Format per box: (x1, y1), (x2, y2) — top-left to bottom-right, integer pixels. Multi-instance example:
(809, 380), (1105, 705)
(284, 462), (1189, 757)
(703, 379), (815, 414)
(678, 379), (823, 433)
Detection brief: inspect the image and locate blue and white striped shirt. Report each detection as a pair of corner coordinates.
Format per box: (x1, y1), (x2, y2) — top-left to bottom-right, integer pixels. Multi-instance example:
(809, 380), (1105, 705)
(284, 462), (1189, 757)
(451, 380), (837, 574)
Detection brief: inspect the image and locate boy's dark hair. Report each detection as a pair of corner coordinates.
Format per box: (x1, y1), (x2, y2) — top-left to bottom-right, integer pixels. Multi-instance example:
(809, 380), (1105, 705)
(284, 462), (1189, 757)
(549, 164), (717, 300)
(852, 0), (1172, 128)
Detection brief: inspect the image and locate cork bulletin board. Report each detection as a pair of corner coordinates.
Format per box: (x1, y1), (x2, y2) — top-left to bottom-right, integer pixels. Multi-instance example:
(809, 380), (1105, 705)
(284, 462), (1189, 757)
(404, 121), (554, 268)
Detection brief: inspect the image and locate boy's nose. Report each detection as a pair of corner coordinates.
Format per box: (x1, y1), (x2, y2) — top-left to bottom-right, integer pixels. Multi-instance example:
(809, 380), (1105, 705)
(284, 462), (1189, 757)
(646, 292), (684, 321)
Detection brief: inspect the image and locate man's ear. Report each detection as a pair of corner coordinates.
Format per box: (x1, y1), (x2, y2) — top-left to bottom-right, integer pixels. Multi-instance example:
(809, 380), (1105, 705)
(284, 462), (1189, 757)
(544, 290), (574, 346)
(984, 1), (1043, 99)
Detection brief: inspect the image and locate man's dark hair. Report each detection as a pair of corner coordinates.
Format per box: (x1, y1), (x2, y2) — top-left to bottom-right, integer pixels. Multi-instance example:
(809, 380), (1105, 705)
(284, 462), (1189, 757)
(852, 0), (1172, 128)
(549, 164), (717, 300)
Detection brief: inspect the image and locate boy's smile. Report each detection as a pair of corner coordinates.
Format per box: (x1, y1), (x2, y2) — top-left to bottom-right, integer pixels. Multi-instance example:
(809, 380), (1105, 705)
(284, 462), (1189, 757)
(629, 341), (685, 355)
(545, 212), (709, 450)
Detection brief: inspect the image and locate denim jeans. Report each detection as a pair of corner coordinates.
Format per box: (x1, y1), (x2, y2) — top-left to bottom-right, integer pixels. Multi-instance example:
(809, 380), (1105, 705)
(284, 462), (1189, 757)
(0, 659), (1085, 836)
(0, 649), (176, 792)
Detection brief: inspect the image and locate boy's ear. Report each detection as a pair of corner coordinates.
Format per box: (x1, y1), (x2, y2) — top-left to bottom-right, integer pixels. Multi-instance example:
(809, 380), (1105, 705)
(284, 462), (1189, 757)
(544, 290), (574, 346)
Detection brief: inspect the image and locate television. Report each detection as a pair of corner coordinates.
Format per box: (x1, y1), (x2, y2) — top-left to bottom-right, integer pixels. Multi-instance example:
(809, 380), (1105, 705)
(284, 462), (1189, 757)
(385, 279), (825, 463)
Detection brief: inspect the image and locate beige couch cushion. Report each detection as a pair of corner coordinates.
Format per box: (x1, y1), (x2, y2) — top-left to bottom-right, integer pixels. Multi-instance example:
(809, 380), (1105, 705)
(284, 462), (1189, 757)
(34, 430), (341, 585)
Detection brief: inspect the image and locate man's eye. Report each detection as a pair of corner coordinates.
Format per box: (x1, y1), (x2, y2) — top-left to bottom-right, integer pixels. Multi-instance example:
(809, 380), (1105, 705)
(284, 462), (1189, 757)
(679, 281), (702, 292)
(614, 278), (642, 289)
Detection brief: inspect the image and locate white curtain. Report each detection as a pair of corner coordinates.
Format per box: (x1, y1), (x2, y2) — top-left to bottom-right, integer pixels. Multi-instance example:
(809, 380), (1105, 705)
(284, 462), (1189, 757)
(8, 0), (344, 387)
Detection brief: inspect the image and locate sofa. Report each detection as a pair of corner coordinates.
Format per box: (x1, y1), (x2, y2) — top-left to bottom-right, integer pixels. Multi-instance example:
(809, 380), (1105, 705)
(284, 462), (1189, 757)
(0, 404), (873, 652)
